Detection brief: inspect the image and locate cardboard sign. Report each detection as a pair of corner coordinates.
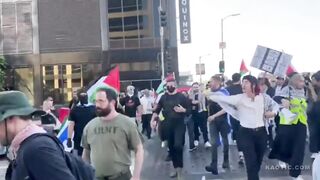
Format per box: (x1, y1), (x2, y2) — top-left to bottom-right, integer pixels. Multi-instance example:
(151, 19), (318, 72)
(251, 45), (292, 77)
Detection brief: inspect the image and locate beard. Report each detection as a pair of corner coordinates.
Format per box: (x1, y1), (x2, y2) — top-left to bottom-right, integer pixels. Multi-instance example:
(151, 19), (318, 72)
(96, 105), (112, 117)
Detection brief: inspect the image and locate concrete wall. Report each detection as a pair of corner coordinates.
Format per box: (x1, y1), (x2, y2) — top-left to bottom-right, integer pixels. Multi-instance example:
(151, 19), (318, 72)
(38, 0), (102, 52)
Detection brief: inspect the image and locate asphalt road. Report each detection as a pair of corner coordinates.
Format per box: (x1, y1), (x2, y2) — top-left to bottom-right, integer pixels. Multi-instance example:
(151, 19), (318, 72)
(0, 137), (313, 180)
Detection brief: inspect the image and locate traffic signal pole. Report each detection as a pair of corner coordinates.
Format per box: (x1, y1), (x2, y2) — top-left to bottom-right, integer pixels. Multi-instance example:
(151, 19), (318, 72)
(159, 1), (165, 80)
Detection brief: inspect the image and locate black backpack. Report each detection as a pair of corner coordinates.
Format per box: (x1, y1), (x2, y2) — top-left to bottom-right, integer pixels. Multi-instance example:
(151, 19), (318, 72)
(31, 134), (95, 180)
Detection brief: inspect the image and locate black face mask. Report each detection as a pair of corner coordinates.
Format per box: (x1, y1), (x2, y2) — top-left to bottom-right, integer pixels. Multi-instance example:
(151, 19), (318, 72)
(78, 94), (88, 105)
(167, 86), (176, 93)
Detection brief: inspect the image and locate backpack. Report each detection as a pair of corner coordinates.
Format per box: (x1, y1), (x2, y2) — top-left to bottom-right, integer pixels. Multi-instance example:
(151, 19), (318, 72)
(32, 134), (96, 180)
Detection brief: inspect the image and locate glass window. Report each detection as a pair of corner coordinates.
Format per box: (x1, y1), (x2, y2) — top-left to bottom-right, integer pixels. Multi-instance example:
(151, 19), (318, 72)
(137, 0), (143, 10)
(123, 16), (139, 31)
(113, 62), (156, 72)
(109, 18), (124, 32)
(2, 3), (17, 53)
(0, 1), (33, 55)
(42, 64), (101, 104)
(123, 0), (137, 12)
(108, 0), (122, 13)
(16, 2), (33, 53)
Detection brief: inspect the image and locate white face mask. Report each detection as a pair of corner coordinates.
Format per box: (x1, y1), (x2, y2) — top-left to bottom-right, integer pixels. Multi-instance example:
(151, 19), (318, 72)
(127, 86), (135, 97)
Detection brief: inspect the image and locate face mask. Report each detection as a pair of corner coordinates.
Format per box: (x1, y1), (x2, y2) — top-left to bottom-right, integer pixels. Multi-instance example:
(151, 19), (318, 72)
(127, 91), (134, 97)
(167, 86), (176, 93)
(78, 94), (88, 105)
(193, 89), (199, 93)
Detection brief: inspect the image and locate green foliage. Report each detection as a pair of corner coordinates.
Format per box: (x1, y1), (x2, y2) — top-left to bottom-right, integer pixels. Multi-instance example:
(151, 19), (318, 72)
(0, 56), (7, 90)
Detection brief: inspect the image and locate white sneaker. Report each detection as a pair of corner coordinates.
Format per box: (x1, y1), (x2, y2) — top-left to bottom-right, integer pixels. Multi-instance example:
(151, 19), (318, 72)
(204, 141), (212, 148)
(161, 141), (167, 148)
(293, 175), (304, 180)
(194, 140), (199, 147)
(278, 161), (287, 169)
(311, 153), (318, 159)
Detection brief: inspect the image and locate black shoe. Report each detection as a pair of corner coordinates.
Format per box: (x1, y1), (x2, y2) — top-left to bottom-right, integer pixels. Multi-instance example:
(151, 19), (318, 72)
(165, 154), (172, 162)
(189, 146), (197, 152)
(205, 165), (218, 175)
(222, 161), (230, 169)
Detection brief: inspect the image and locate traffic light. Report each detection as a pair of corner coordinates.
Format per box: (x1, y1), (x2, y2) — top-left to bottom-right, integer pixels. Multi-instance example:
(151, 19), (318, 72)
(160, 10), (167, 27)
(219, 60), (225, 73)
(164, 51), (173, 74)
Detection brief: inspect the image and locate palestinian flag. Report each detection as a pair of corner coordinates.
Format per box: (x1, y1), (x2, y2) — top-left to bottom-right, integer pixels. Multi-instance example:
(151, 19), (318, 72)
(240, 59), (249, 76)
(87, 65), (120, 104)
(286, 64), (296, 76)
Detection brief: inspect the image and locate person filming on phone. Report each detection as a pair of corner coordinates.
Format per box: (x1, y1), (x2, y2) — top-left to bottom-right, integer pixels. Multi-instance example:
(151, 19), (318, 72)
(151, 79), (190, 180)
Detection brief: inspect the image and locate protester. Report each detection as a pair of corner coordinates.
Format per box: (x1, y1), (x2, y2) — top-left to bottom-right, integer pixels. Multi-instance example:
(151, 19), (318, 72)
(275, 76), (286, 96)
(120, 85), (142, 124)
(140, 89), (155, 139)
(82, 87), (144, 180)
(225, 73), (245, 165)
(205, 75), (230, 175)
(41, 98), (61, 134)
(208, 75), (278, 180)
(151, 79), (190, 179)
(182, 91), (196, 152)
(189, 82), (211, 148)
(0, 91), (77, 180)
(307, 71), (320, 158)
(67, 91), (96, 156)
(269, 72), (308, 180)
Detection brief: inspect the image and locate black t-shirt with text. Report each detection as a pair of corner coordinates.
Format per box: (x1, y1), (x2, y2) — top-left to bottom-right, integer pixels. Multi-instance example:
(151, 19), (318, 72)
(69, 105), (96, 142)
(120, 96), (141, 117)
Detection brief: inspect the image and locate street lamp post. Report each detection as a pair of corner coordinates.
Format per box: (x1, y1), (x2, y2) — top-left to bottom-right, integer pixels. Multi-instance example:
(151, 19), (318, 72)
(220, 13), (240, 71)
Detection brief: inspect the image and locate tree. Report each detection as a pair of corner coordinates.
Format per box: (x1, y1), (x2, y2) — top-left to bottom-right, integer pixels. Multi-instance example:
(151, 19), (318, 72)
(0, 56), (6, 90)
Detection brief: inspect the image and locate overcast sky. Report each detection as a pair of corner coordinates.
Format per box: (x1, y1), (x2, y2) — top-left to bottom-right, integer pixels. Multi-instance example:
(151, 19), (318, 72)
(176, 0), (320, 81)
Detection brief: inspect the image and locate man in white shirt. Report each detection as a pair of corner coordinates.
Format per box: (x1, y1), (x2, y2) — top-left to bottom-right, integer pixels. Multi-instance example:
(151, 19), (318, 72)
(140, 89), (155, 139)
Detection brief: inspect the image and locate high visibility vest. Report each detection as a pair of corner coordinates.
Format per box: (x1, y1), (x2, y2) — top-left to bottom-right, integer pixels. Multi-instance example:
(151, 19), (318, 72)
(279, 98), (307, 125)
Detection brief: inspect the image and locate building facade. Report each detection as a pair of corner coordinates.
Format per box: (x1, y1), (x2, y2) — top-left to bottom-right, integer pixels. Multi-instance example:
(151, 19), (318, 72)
(0, 0), (178, 106)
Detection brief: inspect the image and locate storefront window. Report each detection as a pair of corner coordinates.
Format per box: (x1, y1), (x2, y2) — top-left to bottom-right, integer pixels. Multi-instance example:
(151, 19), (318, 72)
(42, 64), (101, 104)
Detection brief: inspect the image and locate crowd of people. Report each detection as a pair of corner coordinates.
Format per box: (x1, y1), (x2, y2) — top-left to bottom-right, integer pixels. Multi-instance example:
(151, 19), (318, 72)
(0, 70), (320, 180)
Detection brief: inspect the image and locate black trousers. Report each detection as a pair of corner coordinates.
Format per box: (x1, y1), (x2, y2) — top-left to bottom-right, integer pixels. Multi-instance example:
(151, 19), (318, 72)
(209, 118), (230, 168)
(167, 120), (186, 168)
(74, 140), (83, 157)
(271, 123), (306, 178)
(185, 116), (195, 149)
(308, 118), (320, 153)
(238, 126), (267, 180)
(142, 114), (152, 139)
(230, 117), (243, 152)
(158, 119), (169, 141)
(193, 111), (209, 142)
